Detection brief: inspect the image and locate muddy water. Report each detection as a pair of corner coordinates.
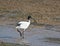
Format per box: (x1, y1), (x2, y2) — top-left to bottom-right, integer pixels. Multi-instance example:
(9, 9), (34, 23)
(0, 25), (60, 46)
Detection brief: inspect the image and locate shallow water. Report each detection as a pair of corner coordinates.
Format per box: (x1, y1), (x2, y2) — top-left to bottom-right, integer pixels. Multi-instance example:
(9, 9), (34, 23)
(0, 25), (60, 46)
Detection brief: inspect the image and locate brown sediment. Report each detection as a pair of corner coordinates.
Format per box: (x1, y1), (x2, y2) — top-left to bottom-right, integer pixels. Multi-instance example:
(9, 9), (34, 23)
(0, 0), (60, 25)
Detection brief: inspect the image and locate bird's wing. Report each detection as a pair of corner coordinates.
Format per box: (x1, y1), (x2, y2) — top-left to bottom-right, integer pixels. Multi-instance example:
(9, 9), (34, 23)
(16, 21), (23, 26)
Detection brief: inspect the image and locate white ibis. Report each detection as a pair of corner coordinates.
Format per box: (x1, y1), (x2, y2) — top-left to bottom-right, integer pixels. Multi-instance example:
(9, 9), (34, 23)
(16, 16), (32, 39)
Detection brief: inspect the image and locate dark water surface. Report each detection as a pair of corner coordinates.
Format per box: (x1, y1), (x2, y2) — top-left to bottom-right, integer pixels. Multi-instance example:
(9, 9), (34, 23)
(0, 25), (60, 46)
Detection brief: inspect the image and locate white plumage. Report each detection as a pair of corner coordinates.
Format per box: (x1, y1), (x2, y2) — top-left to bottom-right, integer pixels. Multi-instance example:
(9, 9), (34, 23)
(16, 20), (30, 30)
(16, 16), (32, 39)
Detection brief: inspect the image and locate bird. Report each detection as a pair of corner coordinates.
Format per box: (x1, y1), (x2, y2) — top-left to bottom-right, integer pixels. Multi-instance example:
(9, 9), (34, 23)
(16, 16), (32, 39)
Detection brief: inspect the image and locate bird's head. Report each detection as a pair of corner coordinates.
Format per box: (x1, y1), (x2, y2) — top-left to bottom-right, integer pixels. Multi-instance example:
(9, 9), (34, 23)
(27, 16), (32, 20)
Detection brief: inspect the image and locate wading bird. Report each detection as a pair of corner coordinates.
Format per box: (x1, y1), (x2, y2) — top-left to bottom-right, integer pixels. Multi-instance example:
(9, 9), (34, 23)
(16, 16), (32, 39)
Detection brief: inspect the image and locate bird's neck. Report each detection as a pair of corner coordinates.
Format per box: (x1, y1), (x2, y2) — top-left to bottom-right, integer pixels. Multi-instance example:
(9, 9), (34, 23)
(28, 20), (30, 23)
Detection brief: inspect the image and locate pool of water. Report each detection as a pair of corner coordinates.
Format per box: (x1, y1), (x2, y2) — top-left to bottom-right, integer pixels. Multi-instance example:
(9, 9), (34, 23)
(0, 25), (60, 46)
